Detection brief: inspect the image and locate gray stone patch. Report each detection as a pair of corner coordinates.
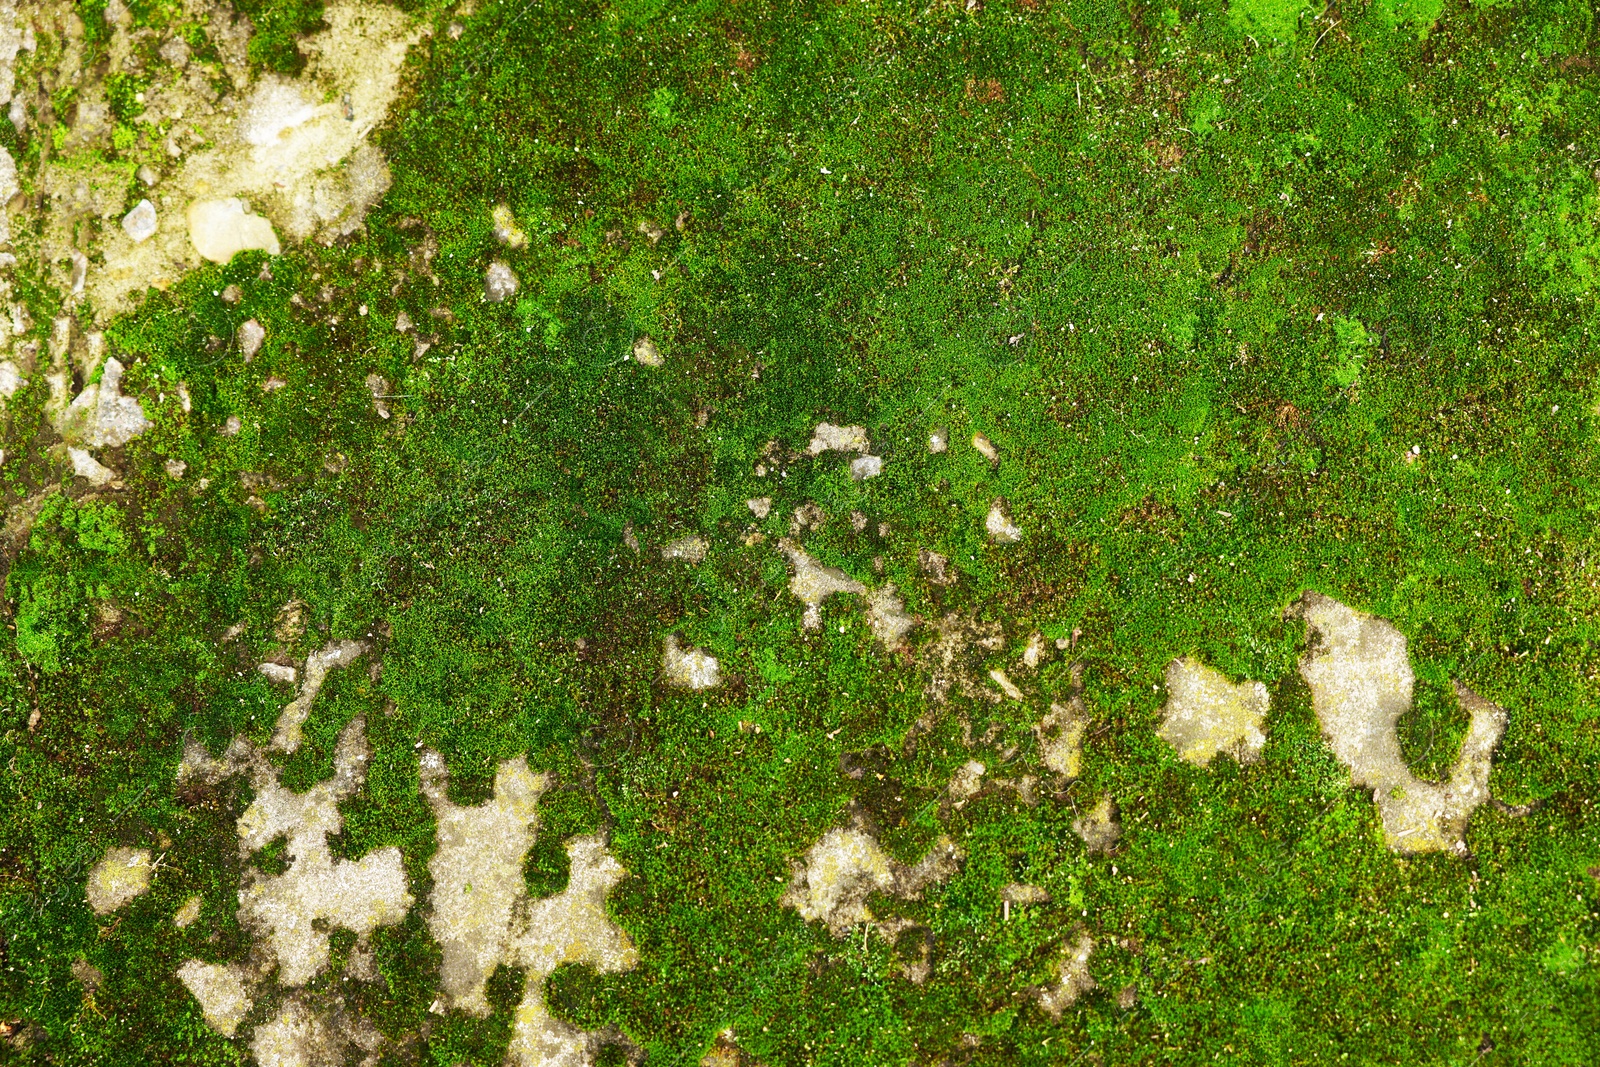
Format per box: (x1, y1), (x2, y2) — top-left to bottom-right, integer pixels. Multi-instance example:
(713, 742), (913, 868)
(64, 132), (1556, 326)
(86, 846), (152, 914)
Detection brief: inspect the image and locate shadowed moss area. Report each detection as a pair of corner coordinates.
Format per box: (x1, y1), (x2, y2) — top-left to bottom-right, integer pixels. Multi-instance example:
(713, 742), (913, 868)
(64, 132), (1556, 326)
(4, 0), (1600, 1065)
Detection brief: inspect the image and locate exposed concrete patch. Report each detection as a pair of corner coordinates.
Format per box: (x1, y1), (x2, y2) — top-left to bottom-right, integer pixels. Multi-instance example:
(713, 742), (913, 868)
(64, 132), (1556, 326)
(506, 837), (639, 1067)
(1290, 591), (1509, 855)
(865, 584), (915, 651)
(13, 2), (423, 321)
(660, 535), (709, 563)
(1035, 663), (1088, 778)
(492, 204), (529, 249)
(928, 427), (949, 453)
(985, 501), (1022, 544)
(237, 717), (413, 986)
(1072, 798), (1121, 854)
(270, 640), (367, 753)
(806, 423), (869, 455)
(971, 432), (999, 465)
(249, 994), (385, 1067)
(421, 753), (637, 1067)
(631, 335), (664, 366)
(747, 496), (772, 519)
(782, 827), (962, 939)
(849, 455), (883, 480)
(176, 960), (253, 1037)
(1157, 656), (1269, 767)
(174, 894), (203, 928)
(421, 751), (548, 1015)
(919, 549), (953, 584)
(1037, 935), (1096, 1017)
(238, 319), (267, 360)
(923, 612), (1006, 705)
(86, 846), (152, 914)
(663, 634), (721, 690)
(779, 539), (866, 629)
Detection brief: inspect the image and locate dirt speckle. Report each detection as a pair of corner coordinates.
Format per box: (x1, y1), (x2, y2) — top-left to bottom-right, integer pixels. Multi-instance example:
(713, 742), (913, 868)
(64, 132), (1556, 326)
(1157, 656), (1269, 767)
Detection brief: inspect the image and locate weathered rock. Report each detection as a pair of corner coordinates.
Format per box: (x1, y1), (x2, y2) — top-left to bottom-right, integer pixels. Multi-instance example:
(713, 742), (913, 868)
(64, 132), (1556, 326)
(121, 199), (157, 243)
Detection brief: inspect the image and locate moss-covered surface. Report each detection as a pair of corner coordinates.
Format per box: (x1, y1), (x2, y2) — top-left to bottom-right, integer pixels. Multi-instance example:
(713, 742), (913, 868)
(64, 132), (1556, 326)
(4, 0), (1600, 1063)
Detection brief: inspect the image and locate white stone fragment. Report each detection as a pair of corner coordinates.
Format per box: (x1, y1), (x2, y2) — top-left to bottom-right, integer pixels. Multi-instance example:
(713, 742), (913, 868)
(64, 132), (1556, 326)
(68, 447), (116, 487)
(986, 501), (1022, 543)
(237, 319), (266, 360)
(632, 335), (663, 366)
(484, 260), (519, 302)
(187, 198), (281, 263)
(747, 496), (772, 519)
(258, 662), (297, 686)
(971, 432), (999, 464)
(121, 199), (157, 242)
(173, 895), (202, 928)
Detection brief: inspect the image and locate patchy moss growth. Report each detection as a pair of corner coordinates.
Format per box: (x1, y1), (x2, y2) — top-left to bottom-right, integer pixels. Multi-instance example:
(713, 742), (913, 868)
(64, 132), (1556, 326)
(4, 0), (1600, 1064)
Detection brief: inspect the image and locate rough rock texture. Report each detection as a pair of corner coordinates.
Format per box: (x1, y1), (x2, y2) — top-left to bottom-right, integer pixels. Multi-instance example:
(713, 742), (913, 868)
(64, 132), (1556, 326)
(86, 847), (152, 914)
(56, 356), (151, 448)
(1035, 700), (1087, 778)
(1291, 591), (1508, 855)
(1158, 656), (1270, 767)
